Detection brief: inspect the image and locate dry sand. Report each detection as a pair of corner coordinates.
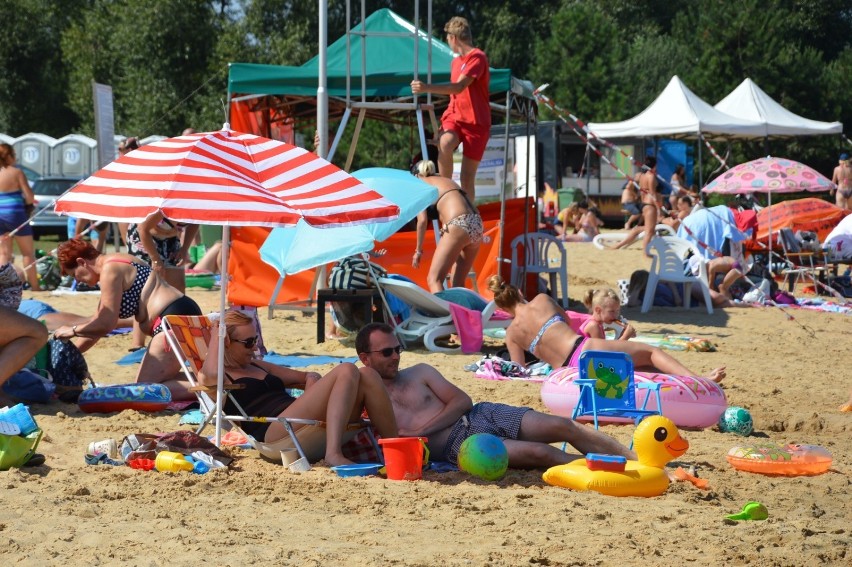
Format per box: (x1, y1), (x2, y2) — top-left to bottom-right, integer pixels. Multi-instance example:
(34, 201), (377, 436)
(2, 240), (850, 566)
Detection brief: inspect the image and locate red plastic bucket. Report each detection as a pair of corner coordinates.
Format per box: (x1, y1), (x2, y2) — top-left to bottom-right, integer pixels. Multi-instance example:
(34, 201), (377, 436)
(378, 437), (428, 481)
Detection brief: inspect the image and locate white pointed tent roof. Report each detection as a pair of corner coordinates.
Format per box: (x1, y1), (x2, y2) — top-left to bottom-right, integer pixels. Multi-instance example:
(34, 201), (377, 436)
(588, 75), (766, 139)
(714, 78), (842, 137)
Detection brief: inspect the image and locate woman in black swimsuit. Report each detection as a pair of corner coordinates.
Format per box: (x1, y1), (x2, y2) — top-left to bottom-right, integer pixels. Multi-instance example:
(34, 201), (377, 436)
(53, 238), (202, 399)
(198, 310), (398, 466)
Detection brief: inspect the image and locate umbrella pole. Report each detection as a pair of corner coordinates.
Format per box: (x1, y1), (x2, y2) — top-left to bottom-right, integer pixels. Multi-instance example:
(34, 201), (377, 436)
(767, 192), (773, 271)
(214, 226), (231, 447)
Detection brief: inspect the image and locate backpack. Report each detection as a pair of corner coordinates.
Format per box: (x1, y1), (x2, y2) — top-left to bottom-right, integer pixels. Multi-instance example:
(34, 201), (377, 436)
(327, 256), (388, 290)
(46, 339), (90, 402)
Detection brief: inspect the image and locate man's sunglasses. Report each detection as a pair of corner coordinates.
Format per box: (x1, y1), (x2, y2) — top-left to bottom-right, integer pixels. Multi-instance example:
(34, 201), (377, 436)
(366, 345), (404, 357)
(232, 336), (258, 349)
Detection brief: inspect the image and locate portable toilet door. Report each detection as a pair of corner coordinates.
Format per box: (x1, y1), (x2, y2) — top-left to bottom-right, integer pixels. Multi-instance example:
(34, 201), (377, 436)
(12, 133), (57, 177)
(52, 134), (97, 178)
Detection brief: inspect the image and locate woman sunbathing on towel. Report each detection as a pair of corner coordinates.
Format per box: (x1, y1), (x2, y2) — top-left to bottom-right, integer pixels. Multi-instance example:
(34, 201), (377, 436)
(52, 238), (203, 399)
(198, 310), (398, 466)
(413, 160), (482, 293)
(488, 275), (726, 383)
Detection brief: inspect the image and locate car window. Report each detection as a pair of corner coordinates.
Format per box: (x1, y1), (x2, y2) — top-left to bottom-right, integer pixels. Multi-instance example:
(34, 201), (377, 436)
(16, 165), (41, 183)
(33, 179), (78, 196)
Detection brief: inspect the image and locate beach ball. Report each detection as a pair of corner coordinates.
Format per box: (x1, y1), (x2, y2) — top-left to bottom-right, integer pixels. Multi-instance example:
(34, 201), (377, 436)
(458, 433), (509, 481)
(718, 406), (753, 436)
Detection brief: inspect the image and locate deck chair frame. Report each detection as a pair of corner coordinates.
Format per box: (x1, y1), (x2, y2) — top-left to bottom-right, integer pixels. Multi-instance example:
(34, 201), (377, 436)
(375, 277), (511, 353)
(162, 314), (381, 464)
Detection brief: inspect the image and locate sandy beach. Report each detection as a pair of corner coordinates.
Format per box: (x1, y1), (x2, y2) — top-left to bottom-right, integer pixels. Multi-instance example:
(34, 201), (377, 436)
(2, 239), (850, 566)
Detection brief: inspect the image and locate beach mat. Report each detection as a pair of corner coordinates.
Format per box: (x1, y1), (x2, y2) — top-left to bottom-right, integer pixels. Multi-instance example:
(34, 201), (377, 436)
(628, 334), (717, 352)
(262, 352), (358, 367)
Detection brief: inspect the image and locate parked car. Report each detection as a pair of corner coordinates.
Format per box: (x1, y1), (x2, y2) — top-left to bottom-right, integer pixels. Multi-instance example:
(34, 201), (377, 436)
(16, 164), (41, 188)
(29, 176), (80, 239)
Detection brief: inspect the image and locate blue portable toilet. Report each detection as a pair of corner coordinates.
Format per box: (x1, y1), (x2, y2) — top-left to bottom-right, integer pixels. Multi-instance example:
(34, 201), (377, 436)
(13, 133), (57, 177)
(52, 134), (97, 178)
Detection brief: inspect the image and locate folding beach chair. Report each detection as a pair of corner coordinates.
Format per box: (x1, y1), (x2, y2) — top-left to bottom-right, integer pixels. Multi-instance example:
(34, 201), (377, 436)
(569, 350), (662, 449)
(162, 314), (380, 464)
(375, 277), (512, 353)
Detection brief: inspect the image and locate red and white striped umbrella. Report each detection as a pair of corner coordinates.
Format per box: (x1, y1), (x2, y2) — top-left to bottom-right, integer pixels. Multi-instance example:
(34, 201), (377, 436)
(55, 126), (399, 228)
(55, 126), (399, 447)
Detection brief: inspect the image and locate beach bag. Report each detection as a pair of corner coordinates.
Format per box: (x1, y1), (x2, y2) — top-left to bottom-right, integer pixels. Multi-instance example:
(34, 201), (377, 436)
(0, 430), (43, 470)
(43, 338), (90, 402)
(35, 254), (61, 291)
(327, 257), (389, 332)
(327, 256), (388, 290)
(1, 369), (55, 403)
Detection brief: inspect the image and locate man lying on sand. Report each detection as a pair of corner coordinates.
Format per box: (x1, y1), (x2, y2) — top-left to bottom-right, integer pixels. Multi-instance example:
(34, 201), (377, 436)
(355, 323), (636, 469)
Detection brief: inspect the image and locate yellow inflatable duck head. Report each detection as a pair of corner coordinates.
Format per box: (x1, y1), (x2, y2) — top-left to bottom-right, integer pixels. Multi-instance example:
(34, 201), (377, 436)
(633, 416), (689, 468)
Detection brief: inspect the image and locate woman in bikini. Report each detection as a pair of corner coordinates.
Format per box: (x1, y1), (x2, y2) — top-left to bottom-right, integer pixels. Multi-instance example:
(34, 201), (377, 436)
(0, 144), (41, 291)
(413, 160), (483, 293)
(831, 153), (852, 211)
(125, 211), (199, 351)
(487, 275), (726, 383)
(198, 310), (398, 466)
(53, 238), (203, 399)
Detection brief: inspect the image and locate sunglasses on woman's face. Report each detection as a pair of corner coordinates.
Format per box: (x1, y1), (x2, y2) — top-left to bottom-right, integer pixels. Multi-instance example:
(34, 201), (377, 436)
(232, 336), (258, 349)
(366, 345), (404, 357)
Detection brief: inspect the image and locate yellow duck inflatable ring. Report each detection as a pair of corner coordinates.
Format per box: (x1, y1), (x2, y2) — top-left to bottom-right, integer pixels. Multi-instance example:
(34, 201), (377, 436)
(542, 415), (689, 497)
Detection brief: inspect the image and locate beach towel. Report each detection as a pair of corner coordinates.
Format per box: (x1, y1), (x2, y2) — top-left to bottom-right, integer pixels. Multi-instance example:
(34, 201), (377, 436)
(447, 302), (483, 354)
(262, 352), (358, 367)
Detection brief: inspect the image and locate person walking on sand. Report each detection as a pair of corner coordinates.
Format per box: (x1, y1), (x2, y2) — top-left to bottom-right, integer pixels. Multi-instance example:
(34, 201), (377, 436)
(612, 156), (661, 256)
(410, 16), (490, 203)
(355, 323), (636, 469)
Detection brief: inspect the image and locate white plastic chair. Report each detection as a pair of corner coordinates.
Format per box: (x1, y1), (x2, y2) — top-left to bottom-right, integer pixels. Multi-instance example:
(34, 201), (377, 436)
(510, 233), (569, 308)
(642, 236), (713, 314)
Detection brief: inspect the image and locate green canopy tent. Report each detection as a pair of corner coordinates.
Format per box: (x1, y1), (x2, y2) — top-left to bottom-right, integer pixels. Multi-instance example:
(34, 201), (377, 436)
(227, 7), (538, 301)
(227, 8), (534, 168)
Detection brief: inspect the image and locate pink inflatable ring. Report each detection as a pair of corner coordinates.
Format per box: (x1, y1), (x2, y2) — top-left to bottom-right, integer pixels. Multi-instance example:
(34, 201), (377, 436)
(541, 366), (727, 429)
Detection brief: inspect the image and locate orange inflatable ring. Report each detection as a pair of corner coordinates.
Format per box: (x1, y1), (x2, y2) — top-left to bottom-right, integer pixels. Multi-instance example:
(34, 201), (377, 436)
(726, 443), (832, 476)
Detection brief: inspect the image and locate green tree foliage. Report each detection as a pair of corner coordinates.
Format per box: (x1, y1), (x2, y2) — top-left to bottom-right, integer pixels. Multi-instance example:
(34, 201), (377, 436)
(530, 2), (627, 122)
(0, 0), (848, 178)
(62, 0), (225, 137)
(0, 0), (81, 135)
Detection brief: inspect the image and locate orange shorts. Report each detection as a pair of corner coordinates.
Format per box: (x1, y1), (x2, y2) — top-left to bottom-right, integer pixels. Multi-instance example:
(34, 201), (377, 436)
(441, 119), (490, 162)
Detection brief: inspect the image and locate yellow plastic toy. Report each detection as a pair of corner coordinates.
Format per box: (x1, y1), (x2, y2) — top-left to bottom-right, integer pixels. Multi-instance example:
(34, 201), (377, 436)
(542, 415), (689, 497)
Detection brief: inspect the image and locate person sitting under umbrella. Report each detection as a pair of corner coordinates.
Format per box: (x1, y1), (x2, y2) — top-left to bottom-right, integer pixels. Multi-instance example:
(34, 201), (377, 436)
(53, 238), (203, 400)
(198, 310), (398, 466)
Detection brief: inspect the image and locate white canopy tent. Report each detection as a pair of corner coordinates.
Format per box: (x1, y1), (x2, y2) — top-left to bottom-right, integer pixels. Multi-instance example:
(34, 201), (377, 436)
(587, 75), (766, 140)
(714, 78), (843, 137)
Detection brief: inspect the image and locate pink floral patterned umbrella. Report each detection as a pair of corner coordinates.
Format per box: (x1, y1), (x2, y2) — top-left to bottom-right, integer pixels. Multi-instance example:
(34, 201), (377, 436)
(702, 156), (835, 250)
(702, 156), (835, 195)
